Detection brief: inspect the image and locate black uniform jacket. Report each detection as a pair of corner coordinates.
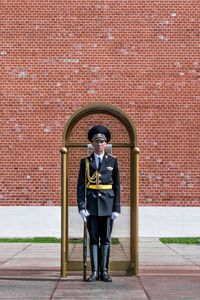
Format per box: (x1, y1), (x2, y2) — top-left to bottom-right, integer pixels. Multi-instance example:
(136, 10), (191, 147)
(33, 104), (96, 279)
(77, 152), (120, 216)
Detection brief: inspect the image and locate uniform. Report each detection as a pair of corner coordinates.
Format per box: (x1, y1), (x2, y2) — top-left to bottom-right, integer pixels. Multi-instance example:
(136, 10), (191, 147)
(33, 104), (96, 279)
(77, 153), (120, 216)
(77, 125), (120, 282)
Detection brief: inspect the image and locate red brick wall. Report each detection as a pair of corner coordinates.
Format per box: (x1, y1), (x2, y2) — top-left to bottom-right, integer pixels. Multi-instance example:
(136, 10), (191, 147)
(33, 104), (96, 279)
(1, 1), (199, 207)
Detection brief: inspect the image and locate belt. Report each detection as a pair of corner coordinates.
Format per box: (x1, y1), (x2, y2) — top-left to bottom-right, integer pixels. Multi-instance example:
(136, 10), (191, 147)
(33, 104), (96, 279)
(87, 184), (112, 190)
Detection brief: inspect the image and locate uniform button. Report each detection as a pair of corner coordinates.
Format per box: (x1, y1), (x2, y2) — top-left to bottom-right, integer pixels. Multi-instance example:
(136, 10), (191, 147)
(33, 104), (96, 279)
(98, 193), (101, 197)
(99, 174), (101, 177)
(99, 180), (101, 183)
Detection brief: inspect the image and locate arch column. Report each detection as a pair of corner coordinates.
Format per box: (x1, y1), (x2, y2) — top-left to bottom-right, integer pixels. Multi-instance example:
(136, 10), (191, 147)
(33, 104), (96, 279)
(60, 147), (68, 277)
(131, 147), (140, 276)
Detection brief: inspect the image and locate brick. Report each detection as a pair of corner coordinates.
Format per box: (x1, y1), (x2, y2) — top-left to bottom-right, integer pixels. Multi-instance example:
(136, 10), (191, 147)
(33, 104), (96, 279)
(0, 1), (199, 207)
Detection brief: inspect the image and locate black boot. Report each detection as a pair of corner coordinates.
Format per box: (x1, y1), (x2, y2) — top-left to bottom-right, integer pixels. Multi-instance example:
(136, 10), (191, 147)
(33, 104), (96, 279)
(87, 245), (99, 282)
(100, 245), (112, 282)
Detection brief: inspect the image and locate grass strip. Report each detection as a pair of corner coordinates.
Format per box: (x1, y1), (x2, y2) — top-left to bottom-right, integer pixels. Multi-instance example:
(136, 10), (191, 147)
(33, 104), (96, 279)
(0, 237), (119, 244)
(0, 237), (61, 243)
(160, 237), (200, 244)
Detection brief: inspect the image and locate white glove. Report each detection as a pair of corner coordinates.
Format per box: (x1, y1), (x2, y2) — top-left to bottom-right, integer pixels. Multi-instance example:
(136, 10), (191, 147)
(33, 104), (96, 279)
(80, 209), (90, 222)
(111, 212), (119, 220)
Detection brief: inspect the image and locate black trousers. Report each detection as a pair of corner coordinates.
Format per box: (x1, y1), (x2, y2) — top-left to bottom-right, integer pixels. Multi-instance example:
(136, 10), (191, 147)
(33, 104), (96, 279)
(87, 215), (113, 246)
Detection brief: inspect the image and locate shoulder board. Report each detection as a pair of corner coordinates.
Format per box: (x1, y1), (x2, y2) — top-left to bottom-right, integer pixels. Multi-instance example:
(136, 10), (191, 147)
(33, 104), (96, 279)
(81, 156), (90, 162)
(85, 155), (93, 161)
(84, 156), (91, 160)
(107, 153), (116, 158)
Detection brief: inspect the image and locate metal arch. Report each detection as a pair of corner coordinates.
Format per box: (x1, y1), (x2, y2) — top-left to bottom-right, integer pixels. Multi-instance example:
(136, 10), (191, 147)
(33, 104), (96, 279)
(62, 102), (137, 148)
(60, 102), (140, 277)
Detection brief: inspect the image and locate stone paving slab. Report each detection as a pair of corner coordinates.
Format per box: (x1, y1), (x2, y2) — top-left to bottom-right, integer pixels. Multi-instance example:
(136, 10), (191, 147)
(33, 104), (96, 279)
(0, 243), (30, 248)
(187, 258), (200, 265)
(139, 248), (177, 253)
(13, 252), (60, 258)
(141, 275), (200, 300)
(140, 265), (200, 275)
(0, 269), (60, 279)
(168, 248), (200, 255)
(139, 238), (161, 242)
(139, 255), (195, 266)
(0, 279), (57, 299)
(1, 258), (60, 268)
(166, 244), (200, 248)
(1, 273), (200, 300)
(139, 242), (167, 248)
(0, 238), (200, 299)
(52, 276), (148, 299)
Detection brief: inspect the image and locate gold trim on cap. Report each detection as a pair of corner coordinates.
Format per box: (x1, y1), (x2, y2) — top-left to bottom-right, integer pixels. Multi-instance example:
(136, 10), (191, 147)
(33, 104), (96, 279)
(92, 133), (107, 141)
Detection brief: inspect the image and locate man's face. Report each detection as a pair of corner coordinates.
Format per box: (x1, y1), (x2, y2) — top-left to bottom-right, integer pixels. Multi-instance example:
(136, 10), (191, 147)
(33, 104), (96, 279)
(92, 139), (107, 155)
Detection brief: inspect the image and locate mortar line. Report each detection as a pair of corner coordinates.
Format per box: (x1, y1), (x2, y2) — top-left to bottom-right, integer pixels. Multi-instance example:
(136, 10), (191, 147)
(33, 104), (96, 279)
(138, 276), (151, 300)
(49, 277), (60, 300)
(2, 244), (32, 264)
(164, 243), (199, 267)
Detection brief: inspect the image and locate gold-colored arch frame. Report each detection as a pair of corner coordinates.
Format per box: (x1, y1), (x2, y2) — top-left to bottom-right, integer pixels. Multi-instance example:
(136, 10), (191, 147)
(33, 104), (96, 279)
(60, 102), (140, 277)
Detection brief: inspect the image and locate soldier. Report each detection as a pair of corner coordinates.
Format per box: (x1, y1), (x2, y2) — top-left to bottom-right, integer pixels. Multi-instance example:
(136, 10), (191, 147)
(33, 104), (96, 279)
(77, 125), (120, 282)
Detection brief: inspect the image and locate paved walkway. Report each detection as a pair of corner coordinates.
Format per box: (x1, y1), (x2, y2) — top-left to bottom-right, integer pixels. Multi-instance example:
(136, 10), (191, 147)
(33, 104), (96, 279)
(0, 238), (200, 299)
